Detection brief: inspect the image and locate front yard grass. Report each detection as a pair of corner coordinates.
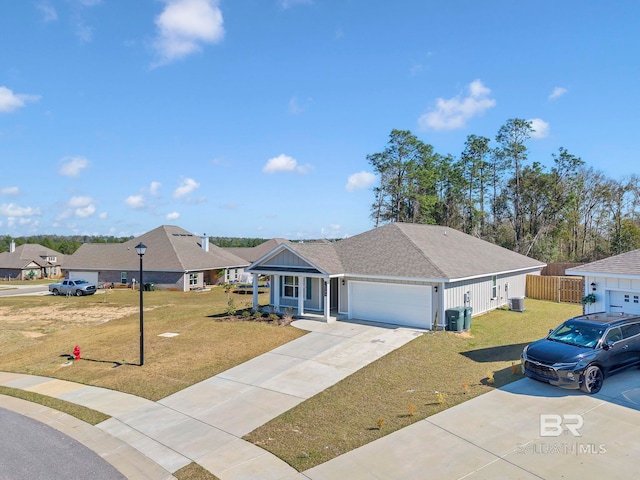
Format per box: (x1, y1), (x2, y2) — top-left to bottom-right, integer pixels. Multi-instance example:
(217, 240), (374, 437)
(244, 299), (582, 471)
(0, 288), (304, 401)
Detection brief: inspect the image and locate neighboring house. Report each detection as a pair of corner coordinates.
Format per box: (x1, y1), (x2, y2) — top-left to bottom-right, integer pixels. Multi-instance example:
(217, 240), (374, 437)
(62, 225), (249, 291)
(0, 242), (64, 280)
(246, 223), (545, 329)
(566, 250), (640, 315)
(224, 238), (291, 273)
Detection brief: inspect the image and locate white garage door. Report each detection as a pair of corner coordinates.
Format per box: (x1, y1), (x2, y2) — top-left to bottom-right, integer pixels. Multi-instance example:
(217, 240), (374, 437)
(349, 281), (432, 329)
(609, 291), (640, 315)
(69, 271), (99, 285)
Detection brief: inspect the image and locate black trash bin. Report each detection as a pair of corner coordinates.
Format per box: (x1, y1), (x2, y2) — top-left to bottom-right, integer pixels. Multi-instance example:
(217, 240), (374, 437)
(446, 308), (465, 332)
(463, 306), (472, 331)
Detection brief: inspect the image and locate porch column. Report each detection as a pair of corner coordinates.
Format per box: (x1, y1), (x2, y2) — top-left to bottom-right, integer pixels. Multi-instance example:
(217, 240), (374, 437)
(324, 278), (334, 323)
(298, 275), (305, 316)
(273, 274), (280, 312)
(252, 273), (259, 311)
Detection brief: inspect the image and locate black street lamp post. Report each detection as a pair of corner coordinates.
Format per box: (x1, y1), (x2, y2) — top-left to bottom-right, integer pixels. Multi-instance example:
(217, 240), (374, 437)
(135, 242), (147, 366)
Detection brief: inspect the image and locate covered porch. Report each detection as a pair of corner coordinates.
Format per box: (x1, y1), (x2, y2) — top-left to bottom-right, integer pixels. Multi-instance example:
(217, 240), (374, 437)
(249, 273), (340, 323)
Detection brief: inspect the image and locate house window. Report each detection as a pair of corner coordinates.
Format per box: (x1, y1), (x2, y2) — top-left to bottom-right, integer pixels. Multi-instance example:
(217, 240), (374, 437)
(121, 272), (127, 285)
(283, 276), (299, 298)
(491, 276), (497, 299)
(234, 268), (238, 280)
(189, 273), (199, 285)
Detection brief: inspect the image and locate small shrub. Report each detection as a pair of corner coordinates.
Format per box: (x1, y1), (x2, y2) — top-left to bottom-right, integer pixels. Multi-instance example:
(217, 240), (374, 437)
(242, 310), (251, 318)
(225, 298), (237, 316)
(376, 417), (385, 430)
(436, 391), (445, 404)
(511, 362), (520, 375)
(408, 404), (416, 416)
(462, 381), (468, 394)
(486, 371), (495, 384)
(269, 313), (279, 323)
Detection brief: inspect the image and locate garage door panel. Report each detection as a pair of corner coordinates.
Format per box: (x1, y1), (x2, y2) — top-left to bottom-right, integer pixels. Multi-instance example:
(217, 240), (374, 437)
(350, 281), (431, 329)
(69, 271), (99, 285)
(609, 291), (640, 315)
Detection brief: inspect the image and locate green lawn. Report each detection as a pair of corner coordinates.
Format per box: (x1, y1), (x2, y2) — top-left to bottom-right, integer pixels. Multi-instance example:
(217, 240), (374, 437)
(0, 288), (305, 401)
(244, 299), (582, 471)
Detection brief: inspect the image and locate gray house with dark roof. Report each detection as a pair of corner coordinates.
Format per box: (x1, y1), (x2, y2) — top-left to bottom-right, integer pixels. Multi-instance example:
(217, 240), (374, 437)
(566, 250), (640, 316)
(63, 225), (248, 291)
(0, 242), (64, 280)
(246, 223), (545, 329)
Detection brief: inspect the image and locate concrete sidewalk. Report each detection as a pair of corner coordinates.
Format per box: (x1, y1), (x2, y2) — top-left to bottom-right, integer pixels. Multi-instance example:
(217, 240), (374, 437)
(0, 319), (422, 479)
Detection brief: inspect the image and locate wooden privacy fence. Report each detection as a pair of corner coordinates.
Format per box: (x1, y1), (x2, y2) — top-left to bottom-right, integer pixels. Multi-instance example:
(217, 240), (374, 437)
(526, 275), (584, 304)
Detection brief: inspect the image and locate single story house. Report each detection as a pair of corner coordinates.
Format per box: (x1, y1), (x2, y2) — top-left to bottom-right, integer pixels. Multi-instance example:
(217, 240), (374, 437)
(566, 250), (640, 315)
(224, 238), (291, 266)
(246, 222), (546, 329)
(0, 242), (64, 280)
(63, 225), (249, 291)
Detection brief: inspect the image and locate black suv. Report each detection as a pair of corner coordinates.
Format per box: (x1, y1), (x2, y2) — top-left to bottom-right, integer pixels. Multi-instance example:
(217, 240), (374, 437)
(521, 312), (640, 394)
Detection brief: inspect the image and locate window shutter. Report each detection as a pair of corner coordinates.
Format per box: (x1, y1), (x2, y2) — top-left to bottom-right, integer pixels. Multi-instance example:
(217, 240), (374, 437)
(306, 277), (312, 300)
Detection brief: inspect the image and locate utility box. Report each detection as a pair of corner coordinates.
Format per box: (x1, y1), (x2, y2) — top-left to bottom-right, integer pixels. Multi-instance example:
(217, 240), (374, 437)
(446, 307), (465, 332)
(510, 297), (525, 312)
(463, 306), (473, 330)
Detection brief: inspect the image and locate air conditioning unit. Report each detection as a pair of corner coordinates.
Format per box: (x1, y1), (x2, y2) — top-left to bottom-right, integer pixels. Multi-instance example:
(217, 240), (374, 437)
(510, 297), (525, 312)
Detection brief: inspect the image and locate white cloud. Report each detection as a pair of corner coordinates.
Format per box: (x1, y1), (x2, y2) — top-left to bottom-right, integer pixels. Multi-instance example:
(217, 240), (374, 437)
(263, 154), (311, 174)
(279, 0), (313, 8)
(0, 203), (41, 217)
(99, 212), (108, 219)
(0, 86), (41, 113)
(68, 196), (93, 207)
(75, 204), (95, 218)
(37, 2), (58, 22)
(59, 156), (90, 177)
(418, 79), (496, 131)
(125, 194), (145, 209)
(153, 0), (225, 66)
(0, 186), (19, 196)
(346, 171), (377, 192)
(529, 118), (550, 139)
(150, 181), (161, 195)
(549, 87), (568, 100)
(287, 96), (312, 114)
(173, 177), (200, 198)
(166, 211), (180, 220)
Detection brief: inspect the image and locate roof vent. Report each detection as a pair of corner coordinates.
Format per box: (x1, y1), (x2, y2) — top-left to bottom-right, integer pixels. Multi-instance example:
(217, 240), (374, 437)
(201, 233), (210, 252)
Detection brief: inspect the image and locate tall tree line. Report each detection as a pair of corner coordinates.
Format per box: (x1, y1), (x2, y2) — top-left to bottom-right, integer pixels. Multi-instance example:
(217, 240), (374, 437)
(368, 121), (640, 262)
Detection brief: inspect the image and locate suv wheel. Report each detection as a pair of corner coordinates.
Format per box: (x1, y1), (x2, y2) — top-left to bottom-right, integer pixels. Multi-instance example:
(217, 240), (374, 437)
(75, 290), (83, 296)
(580, 365), (603, 394)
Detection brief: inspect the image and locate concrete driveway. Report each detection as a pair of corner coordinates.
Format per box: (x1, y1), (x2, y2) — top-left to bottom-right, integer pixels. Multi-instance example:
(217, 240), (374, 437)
(303, 369), (640, 479)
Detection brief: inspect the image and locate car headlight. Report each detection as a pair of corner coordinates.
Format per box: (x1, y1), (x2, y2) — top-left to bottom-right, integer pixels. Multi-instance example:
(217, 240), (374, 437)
(552, 362), (579, 368)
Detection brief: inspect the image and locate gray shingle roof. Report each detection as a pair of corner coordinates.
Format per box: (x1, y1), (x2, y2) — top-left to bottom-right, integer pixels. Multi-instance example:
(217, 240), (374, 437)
(566, 249), (640, 277)
(64, 225), (249, 272)
(225, 238), (291, 263)
(337, 223), (544, 280)
(251, 223), (545, 280)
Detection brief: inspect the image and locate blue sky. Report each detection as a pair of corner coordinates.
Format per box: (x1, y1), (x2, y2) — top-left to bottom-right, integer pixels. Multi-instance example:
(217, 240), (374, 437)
(1, 1), (639, 240)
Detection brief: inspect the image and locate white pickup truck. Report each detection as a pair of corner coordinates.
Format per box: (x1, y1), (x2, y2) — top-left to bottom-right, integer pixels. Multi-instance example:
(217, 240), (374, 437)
(49, 279), (97, 296)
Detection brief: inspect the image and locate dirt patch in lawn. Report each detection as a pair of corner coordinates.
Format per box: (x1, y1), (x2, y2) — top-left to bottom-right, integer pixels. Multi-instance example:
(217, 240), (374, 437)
(0, 304), (159, 335)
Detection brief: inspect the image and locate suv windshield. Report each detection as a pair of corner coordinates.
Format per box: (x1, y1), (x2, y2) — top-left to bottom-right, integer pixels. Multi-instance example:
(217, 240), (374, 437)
(548, 321), (605, 348)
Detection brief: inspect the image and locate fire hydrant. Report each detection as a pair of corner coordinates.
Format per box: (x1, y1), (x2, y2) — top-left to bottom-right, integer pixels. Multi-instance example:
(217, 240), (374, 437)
(73, 345), (81, 361)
